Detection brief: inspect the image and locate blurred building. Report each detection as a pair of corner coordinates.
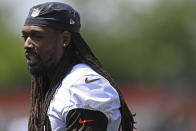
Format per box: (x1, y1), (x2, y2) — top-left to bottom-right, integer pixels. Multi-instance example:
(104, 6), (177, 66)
(0, 84), (196, 131)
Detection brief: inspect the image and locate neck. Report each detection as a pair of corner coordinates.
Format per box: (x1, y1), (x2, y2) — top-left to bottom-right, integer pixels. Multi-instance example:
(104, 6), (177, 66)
(47, 66), (58, 82)
(46, 45), (79, 85)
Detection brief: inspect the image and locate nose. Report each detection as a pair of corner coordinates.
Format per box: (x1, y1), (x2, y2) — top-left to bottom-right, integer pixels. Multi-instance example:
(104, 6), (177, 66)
(24, 37), (34, 49)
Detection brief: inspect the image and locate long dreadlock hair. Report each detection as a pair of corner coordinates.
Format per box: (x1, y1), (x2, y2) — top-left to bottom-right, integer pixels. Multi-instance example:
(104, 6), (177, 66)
(28, 32), (135, 131)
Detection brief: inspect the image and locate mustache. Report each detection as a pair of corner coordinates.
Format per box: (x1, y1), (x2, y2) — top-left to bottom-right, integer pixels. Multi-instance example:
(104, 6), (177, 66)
(25, 49), (39, 59)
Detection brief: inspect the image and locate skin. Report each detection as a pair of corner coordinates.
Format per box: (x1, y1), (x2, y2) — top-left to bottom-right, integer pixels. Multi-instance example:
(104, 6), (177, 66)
(22, 26), (71, 79)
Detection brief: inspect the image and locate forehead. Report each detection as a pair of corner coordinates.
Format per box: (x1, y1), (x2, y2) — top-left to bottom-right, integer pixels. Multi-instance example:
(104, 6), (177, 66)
(22, 26), (56, 34)
(22, 26), (45, 32)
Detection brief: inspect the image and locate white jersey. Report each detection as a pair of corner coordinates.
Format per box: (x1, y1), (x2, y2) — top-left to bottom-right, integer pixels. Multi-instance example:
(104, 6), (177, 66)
(48, 64), (121, 131)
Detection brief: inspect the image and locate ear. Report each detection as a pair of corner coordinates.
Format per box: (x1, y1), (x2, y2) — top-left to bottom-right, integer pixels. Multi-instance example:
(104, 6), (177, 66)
(62, 31), (71, 48)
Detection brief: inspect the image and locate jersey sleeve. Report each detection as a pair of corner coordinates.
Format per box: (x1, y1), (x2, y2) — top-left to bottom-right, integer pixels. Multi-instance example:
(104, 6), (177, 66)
(63, 74), (121, 130)
(48, 64), (121, 131)
(65, 108), (108, 131)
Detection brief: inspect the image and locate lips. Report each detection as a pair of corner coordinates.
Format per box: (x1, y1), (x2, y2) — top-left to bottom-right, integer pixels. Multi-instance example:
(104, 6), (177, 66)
(27, 56), (38, 65)
(25, 52), (40, 66)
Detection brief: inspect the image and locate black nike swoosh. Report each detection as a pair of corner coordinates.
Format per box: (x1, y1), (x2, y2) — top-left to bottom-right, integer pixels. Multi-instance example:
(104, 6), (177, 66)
(85, 78), (100, 83)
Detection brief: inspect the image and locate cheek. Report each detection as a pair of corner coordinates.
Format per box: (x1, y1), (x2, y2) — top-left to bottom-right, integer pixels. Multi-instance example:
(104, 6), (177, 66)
(38, 35), (62, 62)
(56, 43), (64, 61)
(48, 37), (64, 62)
(42, 40), (59, 60)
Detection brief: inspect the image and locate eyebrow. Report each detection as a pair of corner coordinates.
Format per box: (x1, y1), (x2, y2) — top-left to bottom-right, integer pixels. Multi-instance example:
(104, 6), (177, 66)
(21, 29), (44, 35)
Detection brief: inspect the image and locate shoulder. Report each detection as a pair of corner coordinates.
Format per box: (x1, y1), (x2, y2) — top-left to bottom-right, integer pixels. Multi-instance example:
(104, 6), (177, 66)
(65, 63), (119, 98)
(62, 63), (100, 85)
(48, 64), (121, 130)
(49, 63), (121, 117)
(62, 63), (121, 116)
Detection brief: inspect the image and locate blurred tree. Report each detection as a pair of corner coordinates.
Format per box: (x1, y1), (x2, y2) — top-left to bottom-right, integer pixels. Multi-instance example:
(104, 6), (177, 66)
(0, 0), (196, 88)
(0, 10), (30, 89)
(73, 0), (196, 83)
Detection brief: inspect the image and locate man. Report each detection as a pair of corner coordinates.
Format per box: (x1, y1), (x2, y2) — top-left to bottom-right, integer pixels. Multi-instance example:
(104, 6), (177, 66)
(22, 2), (135, 131)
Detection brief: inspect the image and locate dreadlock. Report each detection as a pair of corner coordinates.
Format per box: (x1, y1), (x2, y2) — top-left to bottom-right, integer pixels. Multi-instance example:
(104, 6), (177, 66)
(28, 32), (135, 131)
(28, 43), (80, 131)
(71, 33), (136, 131)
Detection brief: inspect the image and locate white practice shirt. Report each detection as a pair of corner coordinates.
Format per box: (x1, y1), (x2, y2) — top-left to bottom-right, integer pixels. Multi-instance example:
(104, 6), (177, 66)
(48, 64), (121, 131)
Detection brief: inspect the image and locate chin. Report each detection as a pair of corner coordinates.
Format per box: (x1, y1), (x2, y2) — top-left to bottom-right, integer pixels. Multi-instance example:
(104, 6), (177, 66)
(28, 65), (46, 76)
(27, 59), (57, 76)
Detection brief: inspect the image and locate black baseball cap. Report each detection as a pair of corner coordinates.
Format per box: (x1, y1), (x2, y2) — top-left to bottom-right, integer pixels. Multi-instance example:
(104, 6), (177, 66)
(24, 2), (81, 33)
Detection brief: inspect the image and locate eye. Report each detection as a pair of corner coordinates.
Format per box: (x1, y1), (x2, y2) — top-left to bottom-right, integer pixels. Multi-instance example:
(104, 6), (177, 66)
(31, 33), (44, 41)
(21, 34), (28, 41)
(35, 35), (43, 40)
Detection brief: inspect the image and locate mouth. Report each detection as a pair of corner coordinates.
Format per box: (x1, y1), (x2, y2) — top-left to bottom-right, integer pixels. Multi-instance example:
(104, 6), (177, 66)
(25, 53), (40, 66)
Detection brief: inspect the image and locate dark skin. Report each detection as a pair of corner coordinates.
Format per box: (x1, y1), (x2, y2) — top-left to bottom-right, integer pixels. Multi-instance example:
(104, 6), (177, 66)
(23, 27), (109, 131)
(22, 26), (71, 80)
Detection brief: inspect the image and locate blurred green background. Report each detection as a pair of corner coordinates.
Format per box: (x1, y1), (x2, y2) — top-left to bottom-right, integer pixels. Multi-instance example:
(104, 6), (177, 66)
(0, 0), (196, 88)
(0, 0), (196, 131)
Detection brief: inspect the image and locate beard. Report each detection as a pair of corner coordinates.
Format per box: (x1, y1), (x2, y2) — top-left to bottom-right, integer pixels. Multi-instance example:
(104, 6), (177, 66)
(25, 48), (57, 76)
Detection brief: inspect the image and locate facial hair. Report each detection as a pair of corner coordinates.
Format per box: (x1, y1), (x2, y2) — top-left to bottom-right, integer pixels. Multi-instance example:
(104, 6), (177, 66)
(25, 46), (57, 76)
